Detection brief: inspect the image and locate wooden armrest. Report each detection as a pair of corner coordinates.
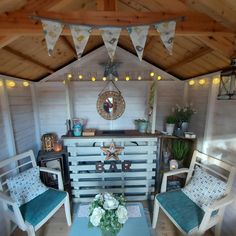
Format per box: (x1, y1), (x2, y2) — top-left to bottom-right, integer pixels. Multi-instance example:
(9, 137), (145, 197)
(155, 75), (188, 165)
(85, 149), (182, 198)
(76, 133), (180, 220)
(161, 168), (189, 193)
(39, 167), (64, 191)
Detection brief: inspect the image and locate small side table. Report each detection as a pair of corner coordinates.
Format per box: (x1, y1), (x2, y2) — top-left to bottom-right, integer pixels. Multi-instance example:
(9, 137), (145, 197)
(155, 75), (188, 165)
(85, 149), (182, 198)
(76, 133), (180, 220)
(37, 148), (71, 196)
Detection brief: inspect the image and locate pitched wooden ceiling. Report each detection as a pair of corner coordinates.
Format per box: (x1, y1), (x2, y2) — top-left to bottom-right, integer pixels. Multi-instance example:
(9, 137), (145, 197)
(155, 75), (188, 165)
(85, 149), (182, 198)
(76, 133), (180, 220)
(0, 0), (235, 81)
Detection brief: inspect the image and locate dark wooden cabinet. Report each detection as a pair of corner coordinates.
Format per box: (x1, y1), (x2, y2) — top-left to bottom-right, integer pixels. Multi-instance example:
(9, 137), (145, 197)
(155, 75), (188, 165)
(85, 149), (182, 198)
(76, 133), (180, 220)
(37, 148), (71, 196)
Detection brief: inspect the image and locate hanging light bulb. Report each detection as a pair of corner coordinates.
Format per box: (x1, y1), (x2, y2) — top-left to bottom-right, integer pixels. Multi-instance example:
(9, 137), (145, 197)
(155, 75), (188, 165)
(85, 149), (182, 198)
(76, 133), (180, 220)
(78, 74), (83, 79)
(23, 81), (30, 87)
(150, 72), (155, 77)
(212, 77), (220, 85)
(115, 77), (119, 81)
(7, 80), (16, 88)
(91, 76), (96, 82)
(199, 79), (206, 85)
(102, 76), (107, 81)
(67, 73), (72, 80)
(188, 80), (195, 86)
(157, 75), (162, 81)
(137, 76), (142, 80)
(125, 76), (130, 81)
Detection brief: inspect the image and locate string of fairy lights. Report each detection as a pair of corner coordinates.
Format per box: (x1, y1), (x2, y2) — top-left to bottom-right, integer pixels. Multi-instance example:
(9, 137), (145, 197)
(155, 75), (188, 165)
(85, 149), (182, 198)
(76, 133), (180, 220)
(188, 77), (220, 86)
(63, 71), (162, 83)
(0, 80), (30, 88)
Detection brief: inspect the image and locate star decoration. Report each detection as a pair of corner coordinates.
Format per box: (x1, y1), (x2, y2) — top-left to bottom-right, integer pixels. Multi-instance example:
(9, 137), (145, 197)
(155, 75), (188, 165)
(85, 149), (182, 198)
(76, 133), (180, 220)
(101, 142), (124, 160)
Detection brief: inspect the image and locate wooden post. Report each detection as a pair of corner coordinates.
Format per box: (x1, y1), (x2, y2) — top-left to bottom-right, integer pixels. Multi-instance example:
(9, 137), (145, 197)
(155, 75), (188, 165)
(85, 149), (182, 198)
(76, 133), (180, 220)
(151, 81), (157, 134)
(65, 80), (74, 120)
(0, 79), (16, 156)
(30, 83), (41, 150)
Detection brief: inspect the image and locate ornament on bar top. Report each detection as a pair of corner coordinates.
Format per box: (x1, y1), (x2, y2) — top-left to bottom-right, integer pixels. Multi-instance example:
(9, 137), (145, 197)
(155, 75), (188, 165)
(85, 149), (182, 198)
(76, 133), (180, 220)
(41, 19), (64, 56)
(100, 27), (121, 61)
(101, 142), (124, 160)
(155, 20), (176, 55)
(127, 25), (149, 61)
(70, 25), (92, 59)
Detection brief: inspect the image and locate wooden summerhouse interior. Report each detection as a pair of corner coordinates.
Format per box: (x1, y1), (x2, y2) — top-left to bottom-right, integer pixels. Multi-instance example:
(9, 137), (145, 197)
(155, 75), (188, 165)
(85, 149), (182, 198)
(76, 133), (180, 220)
(0, 1), (236, 236)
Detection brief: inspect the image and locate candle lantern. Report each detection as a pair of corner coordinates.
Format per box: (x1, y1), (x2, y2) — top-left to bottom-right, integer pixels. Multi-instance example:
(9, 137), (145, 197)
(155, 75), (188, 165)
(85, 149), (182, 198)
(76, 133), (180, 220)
(169, 159), (178, 170)
(218, 58), (236, 100)
(41, 133), (57, 152)
(53, 139), (63, 152)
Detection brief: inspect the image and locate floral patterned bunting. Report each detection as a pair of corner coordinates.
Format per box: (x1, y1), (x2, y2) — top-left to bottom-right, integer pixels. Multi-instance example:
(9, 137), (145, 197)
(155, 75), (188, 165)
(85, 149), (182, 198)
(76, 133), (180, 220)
(41, 19), (64, 56)
(100, 27), (121, 61)
(70, 25), (92, 59)
(155, 20), (176, 55)
(127, 25), (149, 61)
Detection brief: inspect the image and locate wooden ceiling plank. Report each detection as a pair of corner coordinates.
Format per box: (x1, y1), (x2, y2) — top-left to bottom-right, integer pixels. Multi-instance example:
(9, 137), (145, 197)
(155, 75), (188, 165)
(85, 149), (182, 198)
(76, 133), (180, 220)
(0, 10), (233, 36)
(184, 0), (236, 30)
(3, 46), (54, 73)
(167, 46), (213, 72)
(197, 36), (234, 59)
(97, 0), (117, 11)
(61, 36), (77, 58)
(0, 36), (19, 49)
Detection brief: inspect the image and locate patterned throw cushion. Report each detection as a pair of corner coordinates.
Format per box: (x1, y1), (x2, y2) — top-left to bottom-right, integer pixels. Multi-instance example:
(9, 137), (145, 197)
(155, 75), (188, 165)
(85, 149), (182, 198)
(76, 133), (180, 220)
(182, 166), (227, 209)
(7, 166), (48, 207)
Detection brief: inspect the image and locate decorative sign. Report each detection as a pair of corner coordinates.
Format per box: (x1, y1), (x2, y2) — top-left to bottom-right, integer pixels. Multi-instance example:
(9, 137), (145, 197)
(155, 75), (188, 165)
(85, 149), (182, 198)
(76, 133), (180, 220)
(127, 25), (149, 61)
(100, 27), (121, 61)
(96, 161), (131, 173)
(70, 25), (92, 59)
(41, 19), (64, 56)
(101, 142), (124, 160)
(155, 20), (176, 55)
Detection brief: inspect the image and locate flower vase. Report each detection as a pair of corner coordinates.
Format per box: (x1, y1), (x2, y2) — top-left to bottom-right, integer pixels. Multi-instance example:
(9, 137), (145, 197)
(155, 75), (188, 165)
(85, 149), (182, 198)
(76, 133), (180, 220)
(181, 122), (189, 132)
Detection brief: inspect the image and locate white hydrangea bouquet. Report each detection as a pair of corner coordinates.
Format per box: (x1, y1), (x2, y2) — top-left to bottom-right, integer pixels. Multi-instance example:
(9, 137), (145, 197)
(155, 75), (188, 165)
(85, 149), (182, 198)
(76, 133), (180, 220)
(89, 192), (128, 236)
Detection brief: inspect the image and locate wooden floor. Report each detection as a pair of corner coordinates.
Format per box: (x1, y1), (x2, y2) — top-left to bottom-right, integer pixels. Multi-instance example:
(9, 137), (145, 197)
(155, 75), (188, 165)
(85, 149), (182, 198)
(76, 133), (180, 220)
(12, 203), (213, 236)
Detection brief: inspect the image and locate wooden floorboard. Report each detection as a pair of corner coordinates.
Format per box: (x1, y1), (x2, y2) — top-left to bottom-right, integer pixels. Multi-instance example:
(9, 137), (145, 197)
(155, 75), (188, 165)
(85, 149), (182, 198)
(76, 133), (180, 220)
(12, 202), (213, 236)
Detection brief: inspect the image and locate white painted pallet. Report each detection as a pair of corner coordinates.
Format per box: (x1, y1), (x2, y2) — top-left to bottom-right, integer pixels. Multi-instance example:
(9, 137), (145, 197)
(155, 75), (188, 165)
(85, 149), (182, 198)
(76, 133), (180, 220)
(63, 137), (158, 202)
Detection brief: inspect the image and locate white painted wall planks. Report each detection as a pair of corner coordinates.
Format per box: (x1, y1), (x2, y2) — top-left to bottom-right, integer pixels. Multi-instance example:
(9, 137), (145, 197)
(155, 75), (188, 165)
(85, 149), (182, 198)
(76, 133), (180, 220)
(63, 137), (158, 202)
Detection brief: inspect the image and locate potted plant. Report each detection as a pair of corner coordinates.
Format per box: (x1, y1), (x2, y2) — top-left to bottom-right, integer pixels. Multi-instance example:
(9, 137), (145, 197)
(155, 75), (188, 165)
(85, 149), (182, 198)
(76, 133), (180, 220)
(89, 192), (128, 236)
(166, 115), (176, 135)
(134, 119), (149, 133)
(173, 105), (196, 132)
(172, 140), (189, 167)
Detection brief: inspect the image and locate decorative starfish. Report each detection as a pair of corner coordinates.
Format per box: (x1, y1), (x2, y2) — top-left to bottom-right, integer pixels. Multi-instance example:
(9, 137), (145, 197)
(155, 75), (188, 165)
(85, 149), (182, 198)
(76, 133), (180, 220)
(101, 142), (124, 160)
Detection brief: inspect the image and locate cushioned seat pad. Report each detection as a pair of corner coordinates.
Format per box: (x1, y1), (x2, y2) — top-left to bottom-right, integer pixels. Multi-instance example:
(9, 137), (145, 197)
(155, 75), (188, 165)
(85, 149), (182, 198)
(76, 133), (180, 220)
(157, 190), (204, 233)
(20, 188), (67, 227)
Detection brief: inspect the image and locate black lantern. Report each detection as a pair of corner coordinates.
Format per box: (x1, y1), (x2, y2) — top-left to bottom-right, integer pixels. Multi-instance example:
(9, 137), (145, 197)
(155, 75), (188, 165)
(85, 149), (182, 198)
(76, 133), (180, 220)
(218, 58), (236, 100)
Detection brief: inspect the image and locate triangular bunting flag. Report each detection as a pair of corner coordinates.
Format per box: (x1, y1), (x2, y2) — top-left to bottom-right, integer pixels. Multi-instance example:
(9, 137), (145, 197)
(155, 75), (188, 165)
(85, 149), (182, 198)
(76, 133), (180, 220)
(70, 25), (92, 59)
(155, 20), (176, 55)
(100, 27), (121, 61)
(41, 19), (64, 56)
(127, 25), (149, 61)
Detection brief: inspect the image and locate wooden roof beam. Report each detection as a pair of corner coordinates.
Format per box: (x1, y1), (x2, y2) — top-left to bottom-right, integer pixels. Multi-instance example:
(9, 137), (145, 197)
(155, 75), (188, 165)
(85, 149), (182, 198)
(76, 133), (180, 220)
(0, 36), (19, 49)
(3, 46), (54, 73)
(166, 46), (213, 72)
(0, 10), (233, 36)
(97, 0), (117, 11)
(183, 0), (236, 30)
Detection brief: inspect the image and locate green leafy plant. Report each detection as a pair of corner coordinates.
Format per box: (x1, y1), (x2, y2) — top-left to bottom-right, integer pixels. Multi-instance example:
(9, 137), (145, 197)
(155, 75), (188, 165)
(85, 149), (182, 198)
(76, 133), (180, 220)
(89, 193), (127, 236)
(166, 115), (177, 124)
(134, 119), (148, 124)
(173, 105), (196, 122)
(172, 140), (190, 161)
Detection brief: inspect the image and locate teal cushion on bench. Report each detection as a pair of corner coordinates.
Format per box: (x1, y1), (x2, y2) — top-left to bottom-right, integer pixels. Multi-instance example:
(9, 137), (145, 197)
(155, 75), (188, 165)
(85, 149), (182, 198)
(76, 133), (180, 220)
(20, 188), (67, 227)
(157, 190), (205, 233)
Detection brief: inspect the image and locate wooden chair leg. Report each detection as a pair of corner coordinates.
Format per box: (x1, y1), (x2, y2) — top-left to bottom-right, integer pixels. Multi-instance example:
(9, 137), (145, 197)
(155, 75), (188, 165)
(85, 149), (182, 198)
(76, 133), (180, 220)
(64, 194), (72, 226)
(26, 225), (36, 236)
(152, 199), (160, 229)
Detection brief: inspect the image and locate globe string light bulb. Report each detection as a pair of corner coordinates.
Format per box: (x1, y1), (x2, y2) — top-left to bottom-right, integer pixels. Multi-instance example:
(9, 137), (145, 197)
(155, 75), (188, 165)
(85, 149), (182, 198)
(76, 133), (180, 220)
(7, 80), (16, 88)
(115, 77), (119, 81)
(23, 81), (30, 87)
(102, 76), (107, 81)
(78, 74), (83, 79)
(125, 76), (130, 81)
(91, 76), (96, 82)
(67, 73), (72, 80)
(137, 76), (142, 80)
(157, 75), (161, 81)
(188, 80), (195, 86)
(199, 79), (206, 85)
(212, 77), (220, 85)
(150, 72), (155, 77)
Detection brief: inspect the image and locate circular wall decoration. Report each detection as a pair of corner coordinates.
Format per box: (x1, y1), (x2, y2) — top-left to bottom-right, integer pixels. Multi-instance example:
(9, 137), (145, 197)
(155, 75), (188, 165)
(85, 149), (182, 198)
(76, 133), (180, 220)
(97, 91), (125, 120)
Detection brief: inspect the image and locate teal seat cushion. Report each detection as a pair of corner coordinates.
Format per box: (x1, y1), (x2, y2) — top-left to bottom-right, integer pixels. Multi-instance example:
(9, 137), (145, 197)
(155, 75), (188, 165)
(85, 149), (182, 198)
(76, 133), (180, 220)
(20, 188), (67, 227)
(157, 190), (205, 233)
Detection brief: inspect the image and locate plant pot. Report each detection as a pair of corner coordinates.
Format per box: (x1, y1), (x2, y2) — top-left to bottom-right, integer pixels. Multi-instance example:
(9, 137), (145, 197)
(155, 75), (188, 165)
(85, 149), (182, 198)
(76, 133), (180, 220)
(138, 122), (149, 133)
(177, 160), (184, 168)
(181, 122), (189, 132)
(166, 123), (175, 135)
(101, 230), (118, 236)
